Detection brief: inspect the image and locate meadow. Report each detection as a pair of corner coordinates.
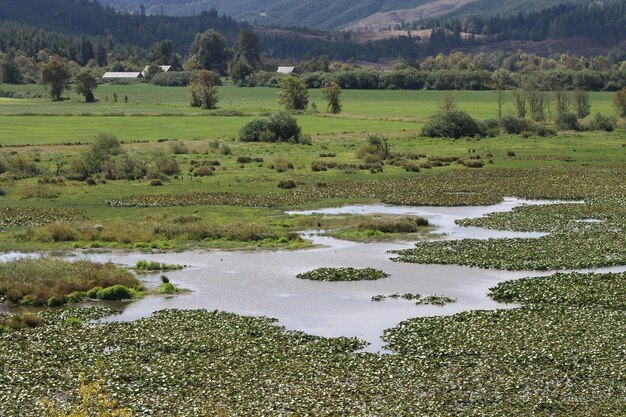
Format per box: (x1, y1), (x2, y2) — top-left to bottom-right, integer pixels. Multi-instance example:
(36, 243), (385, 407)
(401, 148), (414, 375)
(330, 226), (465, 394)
(0, 83), (617, 145)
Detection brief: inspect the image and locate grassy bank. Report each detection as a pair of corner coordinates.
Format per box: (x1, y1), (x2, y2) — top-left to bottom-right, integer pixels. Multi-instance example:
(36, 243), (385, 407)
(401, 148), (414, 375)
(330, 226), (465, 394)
(0, 258), (141, 305)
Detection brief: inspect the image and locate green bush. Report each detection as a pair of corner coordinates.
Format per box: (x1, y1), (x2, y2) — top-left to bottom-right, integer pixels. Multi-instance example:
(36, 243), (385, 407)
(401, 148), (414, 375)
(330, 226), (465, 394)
(151, 71), (200, 87)
(87, 286), (103, 299)
(96, 285), (134, 301)
(500, 115), (529, 134)
(239, 112), (302, 143)
(555, 112), (581, 131)
(421, 110), (485, 139)
(277, 179), (297, 189)
(585, 113), (616, 132)
(66, 291), (87, 303)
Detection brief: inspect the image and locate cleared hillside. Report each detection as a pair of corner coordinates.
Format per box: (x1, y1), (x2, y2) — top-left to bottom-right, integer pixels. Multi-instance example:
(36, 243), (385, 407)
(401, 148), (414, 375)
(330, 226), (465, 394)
(100, 0), (602, 30)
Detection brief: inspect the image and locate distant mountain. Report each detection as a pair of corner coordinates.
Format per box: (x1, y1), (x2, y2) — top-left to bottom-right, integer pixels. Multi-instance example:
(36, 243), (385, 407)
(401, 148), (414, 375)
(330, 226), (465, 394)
(98, 0), (604, 30)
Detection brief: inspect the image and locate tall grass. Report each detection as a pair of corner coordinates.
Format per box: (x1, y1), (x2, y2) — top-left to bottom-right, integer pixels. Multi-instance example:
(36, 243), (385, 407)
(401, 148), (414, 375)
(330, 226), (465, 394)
(0, 258), (139, 305)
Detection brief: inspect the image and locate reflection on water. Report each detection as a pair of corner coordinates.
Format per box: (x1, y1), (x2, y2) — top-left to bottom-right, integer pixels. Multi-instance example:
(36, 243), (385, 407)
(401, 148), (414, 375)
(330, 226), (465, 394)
(3, 197), (615, 353)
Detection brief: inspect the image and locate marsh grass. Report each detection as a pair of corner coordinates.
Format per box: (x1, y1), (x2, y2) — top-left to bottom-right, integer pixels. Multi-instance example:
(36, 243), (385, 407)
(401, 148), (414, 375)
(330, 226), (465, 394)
(0, 258), (140, 305)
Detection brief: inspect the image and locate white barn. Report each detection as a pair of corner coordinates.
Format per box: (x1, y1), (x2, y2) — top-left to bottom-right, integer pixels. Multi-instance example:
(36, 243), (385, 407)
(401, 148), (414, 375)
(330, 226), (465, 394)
(277, 66), (295, 74)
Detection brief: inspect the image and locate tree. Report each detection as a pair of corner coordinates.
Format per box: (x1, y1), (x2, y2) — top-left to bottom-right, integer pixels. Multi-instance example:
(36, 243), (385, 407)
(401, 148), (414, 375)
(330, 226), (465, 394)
(143, 63), (163, 81)
(512, 90), (527, 118)
(439, 92), (457, 112)
(234, 29), (261, 68)
(230, 58), (254, 85)
(492, 69), (510, 118)
(321, 82), (342, 114)
(74, 71), (98, 103)
(150, 39), (182, 70)
(553, 89), (570, 118)
(41, 61), (71, 100)
(574, 89), (591, 118)
(278, 76), (309, 111)
(189, 70), (219, 109)
(0, 57), (22, 84)
(612, 88), (626, 118)
(189, 30), (230, 74)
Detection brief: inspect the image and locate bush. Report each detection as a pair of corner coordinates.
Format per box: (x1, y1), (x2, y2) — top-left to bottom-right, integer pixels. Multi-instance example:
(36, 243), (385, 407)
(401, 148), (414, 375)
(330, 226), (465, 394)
(422, 110), (485, 139)
(96, 285), (134, 301)
(274, 157), (292, 173)
(277, 179), (297, 189)
(462, 159), (484, 168)
(585, 113), (616, 132)
(239, 112), (302, 143)
(151, 71), (199, 87)
(169, 142), (189, 154)
(500, 115), (529, 135)
(149, 179), (163, 186)
(194, 166), (214, 177)
(555, 111), (581, 131)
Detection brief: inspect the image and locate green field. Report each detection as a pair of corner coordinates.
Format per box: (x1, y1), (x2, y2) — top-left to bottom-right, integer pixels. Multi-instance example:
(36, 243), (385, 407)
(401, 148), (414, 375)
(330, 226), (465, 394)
(0, 84), (616, 145)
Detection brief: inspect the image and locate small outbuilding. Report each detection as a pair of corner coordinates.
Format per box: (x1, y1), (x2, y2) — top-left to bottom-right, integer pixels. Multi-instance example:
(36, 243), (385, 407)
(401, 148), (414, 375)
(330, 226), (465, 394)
(102, 72), (143, 79)
(277, 66), (295, 74)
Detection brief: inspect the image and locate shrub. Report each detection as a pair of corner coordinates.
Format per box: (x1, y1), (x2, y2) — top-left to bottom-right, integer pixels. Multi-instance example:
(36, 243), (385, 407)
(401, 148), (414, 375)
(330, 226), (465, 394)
(66, 291), (87, 303)
(422, 111), (485, 139)
(169, 142), (189, 155)
(239, 112), (301, 143)
(274, 157), (292, 173)
(87, 287), (102, 299)
(149, 179), (163, 186)
(586, 113), (616, 132)
(194, 166), (214, 177)
(156, 282), (180, 295)
(277, 179), (297, 189)
(555, 111), (581, 131)
(151, 71), (197, 86)
(221, 144), (232, 155)
(500, 115), (529, 135)
(613, 87), (626, 118)
(237, 156), (252, 164)
(96, 285), (134, 301)
(462, 159), (484, 168)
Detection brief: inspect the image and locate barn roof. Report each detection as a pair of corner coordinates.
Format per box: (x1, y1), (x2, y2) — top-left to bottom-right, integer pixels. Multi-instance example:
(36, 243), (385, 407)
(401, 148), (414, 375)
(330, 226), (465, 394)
(102, 72), (143, 78)
(277, 66), (295, 74)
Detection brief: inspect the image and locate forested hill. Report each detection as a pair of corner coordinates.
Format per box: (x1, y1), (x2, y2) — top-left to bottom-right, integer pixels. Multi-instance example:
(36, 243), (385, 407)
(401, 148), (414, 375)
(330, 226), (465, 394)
(420, 1), (626, 49)
(0, 0), (242, 49)
(99, 0), (604, 30)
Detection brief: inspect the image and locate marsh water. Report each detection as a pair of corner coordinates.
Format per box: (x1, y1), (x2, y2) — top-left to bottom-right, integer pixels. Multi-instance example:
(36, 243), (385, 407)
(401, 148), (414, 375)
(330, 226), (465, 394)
(4, 197), (622, 352)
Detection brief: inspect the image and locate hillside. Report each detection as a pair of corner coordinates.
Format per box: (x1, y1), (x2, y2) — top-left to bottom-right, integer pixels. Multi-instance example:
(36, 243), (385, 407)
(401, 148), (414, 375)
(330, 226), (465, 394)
(0, 0), (242, 49)
(100, 0), (601, 30)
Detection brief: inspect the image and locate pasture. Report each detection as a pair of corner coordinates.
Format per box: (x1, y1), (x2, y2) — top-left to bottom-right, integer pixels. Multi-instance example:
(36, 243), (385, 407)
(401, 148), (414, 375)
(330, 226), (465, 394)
(0, 83), (617, 145)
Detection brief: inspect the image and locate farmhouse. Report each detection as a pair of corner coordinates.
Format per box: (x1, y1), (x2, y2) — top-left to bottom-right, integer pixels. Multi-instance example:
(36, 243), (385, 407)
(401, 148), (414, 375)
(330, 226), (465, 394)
(277, 66), (295, 74)
(102, 72), (143, 79)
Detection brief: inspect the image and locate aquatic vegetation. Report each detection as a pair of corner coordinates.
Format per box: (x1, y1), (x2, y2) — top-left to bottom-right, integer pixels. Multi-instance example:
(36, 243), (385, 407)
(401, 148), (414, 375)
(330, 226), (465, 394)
(134, 260), (184, 272)
(392, 232), (626, 270)
(296, 267), (389, 281)
(489, 272), (626, 310)
(102, 166), (626, 211)
(0, 258), (140, 305)
(0, 207), (85, 228)
(371, 293), (456, 306)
